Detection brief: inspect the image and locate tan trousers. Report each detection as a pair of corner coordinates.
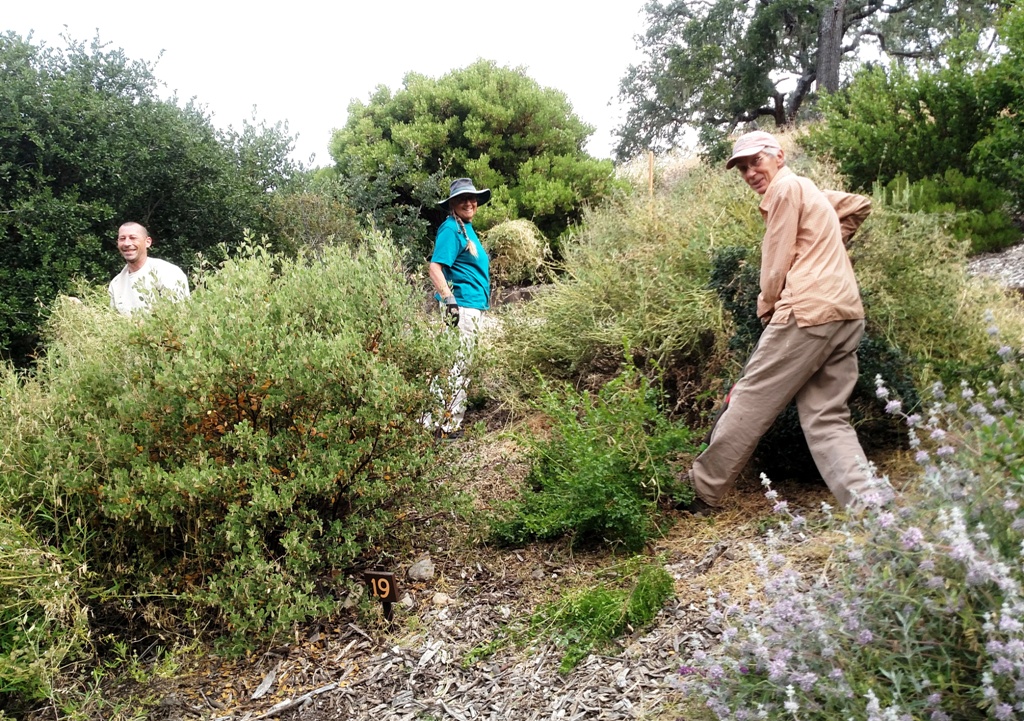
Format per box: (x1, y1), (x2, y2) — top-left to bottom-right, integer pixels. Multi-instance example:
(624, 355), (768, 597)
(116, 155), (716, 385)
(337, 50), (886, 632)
(691, 316), (870, 508)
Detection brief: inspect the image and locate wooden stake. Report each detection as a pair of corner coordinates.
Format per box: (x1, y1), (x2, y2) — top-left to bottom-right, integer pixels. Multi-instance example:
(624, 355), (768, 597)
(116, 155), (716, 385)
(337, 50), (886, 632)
(648, 150), (655, 197)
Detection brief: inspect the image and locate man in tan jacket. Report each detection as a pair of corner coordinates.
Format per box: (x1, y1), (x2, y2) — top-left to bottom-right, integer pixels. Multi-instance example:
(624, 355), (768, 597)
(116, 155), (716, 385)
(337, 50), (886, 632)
(680, 131), (874, 514)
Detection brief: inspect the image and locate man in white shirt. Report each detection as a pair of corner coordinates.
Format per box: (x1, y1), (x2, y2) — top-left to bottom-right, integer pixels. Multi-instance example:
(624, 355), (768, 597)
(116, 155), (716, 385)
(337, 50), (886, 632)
(108, 222), (190, 315)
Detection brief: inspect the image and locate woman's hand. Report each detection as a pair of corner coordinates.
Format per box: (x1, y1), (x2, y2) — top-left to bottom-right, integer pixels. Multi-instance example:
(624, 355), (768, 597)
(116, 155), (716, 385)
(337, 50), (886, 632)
(443, 295), (460, 327)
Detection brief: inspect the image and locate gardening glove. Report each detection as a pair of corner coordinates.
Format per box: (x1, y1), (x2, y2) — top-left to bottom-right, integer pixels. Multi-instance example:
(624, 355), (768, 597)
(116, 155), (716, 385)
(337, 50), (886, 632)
(443, 295), (460, 327)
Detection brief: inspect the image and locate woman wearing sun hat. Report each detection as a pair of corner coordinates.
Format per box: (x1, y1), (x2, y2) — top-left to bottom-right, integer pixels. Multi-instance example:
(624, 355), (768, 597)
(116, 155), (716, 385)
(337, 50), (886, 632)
(426, 177), (492, 438)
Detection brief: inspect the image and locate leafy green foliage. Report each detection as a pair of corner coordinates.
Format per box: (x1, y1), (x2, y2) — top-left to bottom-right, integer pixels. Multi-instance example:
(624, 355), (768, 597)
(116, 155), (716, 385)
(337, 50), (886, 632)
(532, 559), (674, 672)
(851, 200), (1023, 384)
(806, 56), (991, 191)
(329, 60), (617, 259)
(0, 238), (457, 644)
(809, 12), (1024, 216)
(491, 365), (697, 551)
(711, 168), (1011, 414)
(0, 32), (298, 364)
(706, 246), (762, 355)
(496, 163), (730, 389)
(331, 153), (439, 260)
(267, 174), (362, 257)
(971, 1), (1024, 210)
(879, 172), (1018, 254)
(615, 0), (1002, 159)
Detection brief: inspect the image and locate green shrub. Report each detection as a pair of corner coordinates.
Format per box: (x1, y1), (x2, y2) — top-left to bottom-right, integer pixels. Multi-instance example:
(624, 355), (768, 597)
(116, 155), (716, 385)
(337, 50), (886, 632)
(707, 245), (762, 356)
(494, 145), (869, 398)
(851, 202), (1024, 385)
(806, 59), (988, 193)
(1, 237), (457, 643)
(266, 175), (362, 257)
(972, 0), (1024, 212)
(807, 11), (1024, 215)
(483, 219), (550, 287)
(330, 60), (617, 260)
(332, 155), (438, 261)
(490, 364), (698, 551)
(532, 558), (674, 672)
(881, 171), (1018, 255)
(500, 140), (1013, 368)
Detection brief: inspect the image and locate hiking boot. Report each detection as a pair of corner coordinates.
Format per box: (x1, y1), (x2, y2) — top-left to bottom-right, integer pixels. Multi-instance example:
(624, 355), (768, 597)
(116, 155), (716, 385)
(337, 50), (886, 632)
(433, 427), (464, 442)
(676, 496), (718, 517)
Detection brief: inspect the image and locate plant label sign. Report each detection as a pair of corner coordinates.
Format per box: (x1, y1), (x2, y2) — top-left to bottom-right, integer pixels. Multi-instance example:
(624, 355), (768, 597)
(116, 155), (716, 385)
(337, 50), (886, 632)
(365, 570), (397, 601)
(364, 570), (397, 624)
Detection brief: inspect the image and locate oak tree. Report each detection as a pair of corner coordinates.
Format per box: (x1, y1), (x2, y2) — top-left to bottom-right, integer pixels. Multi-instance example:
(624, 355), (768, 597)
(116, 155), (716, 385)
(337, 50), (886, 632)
(614, 0), (1004, 159)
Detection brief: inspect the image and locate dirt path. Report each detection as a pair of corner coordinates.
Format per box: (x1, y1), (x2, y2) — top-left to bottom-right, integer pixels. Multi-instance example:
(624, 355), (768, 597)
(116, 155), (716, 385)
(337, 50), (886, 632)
(138, 431), (851, 721)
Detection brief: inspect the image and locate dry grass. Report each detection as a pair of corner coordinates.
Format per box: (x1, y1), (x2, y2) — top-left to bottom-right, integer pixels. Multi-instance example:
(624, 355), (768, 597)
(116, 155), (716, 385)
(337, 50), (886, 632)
(455, 435), (530, 511)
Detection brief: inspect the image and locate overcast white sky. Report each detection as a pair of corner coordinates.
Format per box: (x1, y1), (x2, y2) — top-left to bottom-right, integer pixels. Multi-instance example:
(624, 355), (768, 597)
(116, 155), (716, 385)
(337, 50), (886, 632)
(7, 1), (651, 168)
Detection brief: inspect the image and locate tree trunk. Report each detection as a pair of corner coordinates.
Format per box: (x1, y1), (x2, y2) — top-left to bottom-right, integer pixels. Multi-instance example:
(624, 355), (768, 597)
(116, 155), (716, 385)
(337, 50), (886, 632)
(817, 0), (846, 93)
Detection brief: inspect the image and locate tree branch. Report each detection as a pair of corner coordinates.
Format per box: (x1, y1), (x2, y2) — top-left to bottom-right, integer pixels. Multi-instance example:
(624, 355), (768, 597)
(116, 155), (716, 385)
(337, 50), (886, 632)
(861, 30), (933, 58)
(787, 73), (816, 120)
(881, 0), (929, 16)
(843, 0), (886, 26)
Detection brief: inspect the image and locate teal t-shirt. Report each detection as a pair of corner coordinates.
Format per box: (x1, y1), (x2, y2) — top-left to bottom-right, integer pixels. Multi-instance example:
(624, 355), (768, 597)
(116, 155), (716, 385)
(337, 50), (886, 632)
(430, 216), (491, 310)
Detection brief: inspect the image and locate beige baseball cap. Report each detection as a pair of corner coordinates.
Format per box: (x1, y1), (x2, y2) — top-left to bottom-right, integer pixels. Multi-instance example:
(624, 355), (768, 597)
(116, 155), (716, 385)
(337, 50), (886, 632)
(725, 131), (783, 169)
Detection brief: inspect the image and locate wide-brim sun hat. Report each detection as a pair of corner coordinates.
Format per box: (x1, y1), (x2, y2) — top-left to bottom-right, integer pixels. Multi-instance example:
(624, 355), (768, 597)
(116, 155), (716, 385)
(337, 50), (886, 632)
(725, 131), (783, 169)
(437, 177), (491, 209)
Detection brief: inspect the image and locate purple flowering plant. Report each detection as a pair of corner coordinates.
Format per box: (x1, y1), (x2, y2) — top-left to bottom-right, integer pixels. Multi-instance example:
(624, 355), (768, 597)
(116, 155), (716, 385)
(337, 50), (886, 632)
(681, 323), (1024, 720)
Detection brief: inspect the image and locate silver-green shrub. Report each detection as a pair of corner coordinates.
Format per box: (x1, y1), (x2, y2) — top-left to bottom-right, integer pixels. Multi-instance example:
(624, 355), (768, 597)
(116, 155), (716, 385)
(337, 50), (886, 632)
(483, 218), (550, 287)
(852, 206), (1024, 382)
(1, 237), (457, 645)
(684, 323), (1024, 719)
(497, 163), (733, 382)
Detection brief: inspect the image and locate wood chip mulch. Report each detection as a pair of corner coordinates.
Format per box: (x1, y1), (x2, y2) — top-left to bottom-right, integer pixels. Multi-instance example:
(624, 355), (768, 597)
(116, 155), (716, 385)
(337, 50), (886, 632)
(147, 474), (833, 721)
(108, 430), (888, 721)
